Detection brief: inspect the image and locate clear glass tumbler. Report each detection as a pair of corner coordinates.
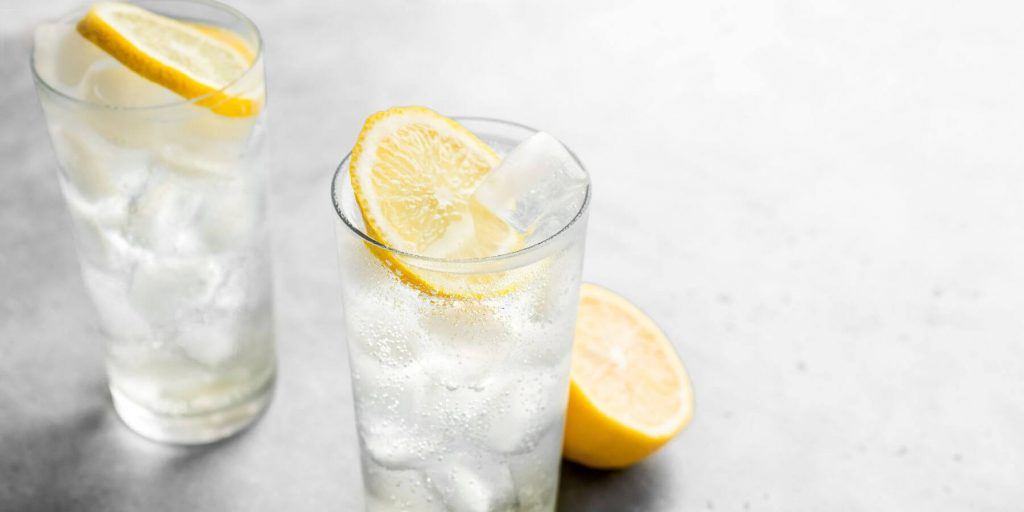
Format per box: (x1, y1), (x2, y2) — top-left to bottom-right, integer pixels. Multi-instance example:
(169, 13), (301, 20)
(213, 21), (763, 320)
(31, 0), (276, 444)
(332, 118), (590, 511)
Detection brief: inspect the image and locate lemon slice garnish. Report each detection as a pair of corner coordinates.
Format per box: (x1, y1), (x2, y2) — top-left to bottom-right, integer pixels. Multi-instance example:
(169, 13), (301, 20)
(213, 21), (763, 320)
(193, 23), (256, 64)
(563, 283), (695, 469)
(77, 2), (260, 116)
(348, 106), (524, 298)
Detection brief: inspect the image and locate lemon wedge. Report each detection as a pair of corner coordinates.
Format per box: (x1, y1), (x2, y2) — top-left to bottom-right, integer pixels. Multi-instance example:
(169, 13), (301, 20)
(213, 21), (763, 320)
(348, 106), (524, 298)
(76, 2), (259, 116)
(563, 283), (695, 469)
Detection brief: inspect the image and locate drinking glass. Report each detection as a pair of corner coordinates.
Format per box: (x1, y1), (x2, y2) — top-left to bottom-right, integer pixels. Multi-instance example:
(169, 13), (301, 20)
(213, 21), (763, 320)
(332, 118), (590, 511)
(32, 0), (276, 444)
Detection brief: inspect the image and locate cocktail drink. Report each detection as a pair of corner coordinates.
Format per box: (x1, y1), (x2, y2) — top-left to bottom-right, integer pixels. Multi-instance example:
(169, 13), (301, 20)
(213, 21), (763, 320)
(332, 108), (590, 511)
(32, 0), (275, 444)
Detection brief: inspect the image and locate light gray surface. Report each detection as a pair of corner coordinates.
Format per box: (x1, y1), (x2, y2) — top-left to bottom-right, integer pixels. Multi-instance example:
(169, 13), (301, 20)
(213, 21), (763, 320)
(2, 0), (1023, 510)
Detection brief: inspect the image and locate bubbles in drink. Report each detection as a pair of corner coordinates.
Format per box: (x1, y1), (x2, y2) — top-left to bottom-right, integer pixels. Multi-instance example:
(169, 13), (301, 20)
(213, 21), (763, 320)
(483, 366), (568, 454)
(334, 111), (589, 510)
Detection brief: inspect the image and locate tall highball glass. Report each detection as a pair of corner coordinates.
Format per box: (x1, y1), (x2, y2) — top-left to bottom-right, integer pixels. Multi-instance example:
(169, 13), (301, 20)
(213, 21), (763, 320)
(32, 0), (276, 444)
(332, 118), (590, 511)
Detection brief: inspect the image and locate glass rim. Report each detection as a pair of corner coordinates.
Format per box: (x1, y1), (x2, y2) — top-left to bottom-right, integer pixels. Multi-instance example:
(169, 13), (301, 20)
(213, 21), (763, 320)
(29, 0), (264, 113)
(331, 116), (592, 266)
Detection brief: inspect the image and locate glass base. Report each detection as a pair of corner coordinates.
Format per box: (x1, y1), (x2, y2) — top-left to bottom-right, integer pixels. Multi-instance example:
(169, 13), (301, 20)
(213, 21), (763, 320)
(110, 376), (275, 445)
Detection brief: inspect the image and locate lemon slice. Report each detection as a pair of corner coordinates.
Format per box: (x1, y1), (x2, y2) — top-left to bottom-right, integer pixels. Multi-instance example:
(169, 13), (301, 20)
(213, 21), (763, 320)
(563, 283), (694, 469)
(348, 106), (524, 298)
(77, 2), (259, 117)
(193, 23), (256, 64)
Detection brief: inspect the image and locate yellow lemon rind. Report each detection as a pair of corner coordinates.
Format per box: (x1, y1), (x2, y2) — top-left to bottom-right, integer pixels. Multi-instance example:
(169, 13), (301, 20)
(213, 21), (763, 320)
(76, 4), (259, 117)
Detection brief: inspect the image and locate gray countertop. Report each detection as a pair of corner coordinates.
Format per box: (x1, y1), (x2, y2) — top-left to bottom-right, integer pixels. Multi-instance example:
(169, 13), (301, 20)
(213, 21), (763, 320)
(2, 0), (1023, 510)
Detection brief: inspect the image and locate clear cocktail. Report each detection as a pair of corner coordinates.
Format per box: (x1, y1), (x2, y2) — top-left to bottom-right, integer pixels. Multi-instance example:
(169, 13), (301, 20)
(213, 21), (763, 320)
(333, 109), (590, 511)
(32, 0), (276, 444)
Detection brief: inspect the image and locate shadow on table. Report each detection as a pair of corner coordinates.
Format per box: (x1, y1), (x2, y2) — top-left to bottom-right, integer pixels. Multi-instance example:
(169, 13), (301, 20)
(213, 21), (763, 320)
(558, 458), (675, 512)
(0, 378), (257, 512)
(0, 380), (113, 512)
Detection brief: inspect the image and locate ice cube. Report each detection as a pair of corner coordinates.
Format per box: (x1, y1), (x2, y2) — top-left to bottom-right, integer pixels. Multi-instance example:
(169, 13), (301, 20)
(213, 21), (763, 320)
(80, 263), (152, 342)
(347, 299), (424, 369)
(416, 302), (514, 389)
(210, 262), (252, 311)
(106, 348), (204, 411)
(158, 145), (238, 178)
(50, 125), (117, 200)
(49, 120), (152, 203)
(156, 112), (263, 180)
(363, 462), (443, 512)
(153, 65), (264, 174)
(508, 322), (573, 370)
(78, 58), (182, 108)
(65, 210), (128, 269)
(427, 457), (515, 512)
(483, 367), (569, 454)
(473, 131), (588, 244)
(129, 256), (222, 327)
(359, 416), (444, 470)
(185, 108), (261, 145)
(195, 179), (260, 252)
(508, 428), (563, 509)
(33, 22), (108, 90)
(44, 107), (156, 195)
(163, 109), (261, 170)
(61, 175), (146, 272)
(419, 375), (497, 432)
(32, 23), (66, 88)
(126, 169), (205, 254)
(69, 61), (178, 149)
(175, 317), (238, 367)
(350, 354), (433, 437)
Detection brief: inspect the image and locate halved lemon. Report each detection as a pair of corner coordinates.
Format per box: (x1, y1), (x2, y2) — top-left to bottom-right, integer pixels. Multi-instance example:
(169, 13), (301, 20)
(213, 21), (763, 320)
(563, 283), (694, 469)
(77, 2), (259, 116)
(348, 106), (524, 298)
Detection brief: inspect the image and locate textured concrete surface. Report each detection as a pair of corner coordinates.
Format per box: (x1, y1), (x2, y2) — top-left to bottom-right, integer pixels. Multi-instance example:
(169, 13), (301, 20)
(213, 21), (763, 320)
(2, 0), (1023, 510)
